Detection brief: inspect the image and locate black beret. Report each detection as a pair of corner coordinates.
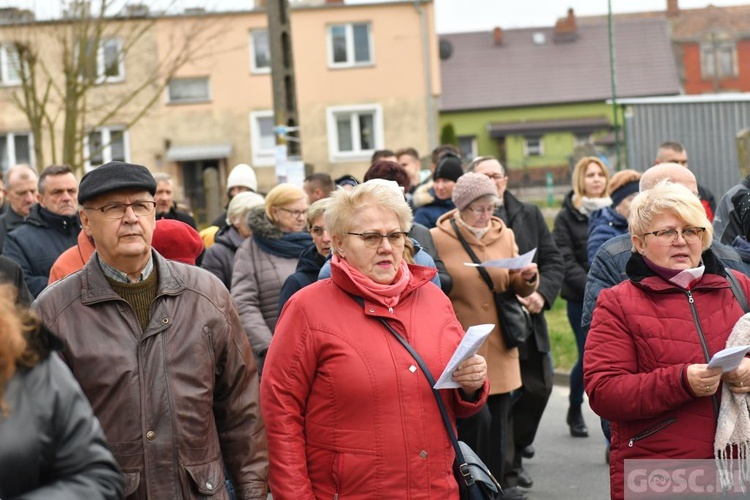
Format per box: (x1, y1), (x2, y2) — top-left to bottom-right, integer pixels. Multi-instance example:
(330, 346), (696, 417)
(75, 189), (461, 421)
(78, 161), (157, 204)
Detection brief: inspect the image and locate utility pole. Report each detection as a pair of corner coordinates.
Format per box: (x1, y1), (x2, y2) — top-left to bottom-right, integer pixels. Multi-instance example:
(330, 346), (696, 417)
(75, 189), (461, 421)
(608, 0), (621, 170)
(266, 0), (301, 179)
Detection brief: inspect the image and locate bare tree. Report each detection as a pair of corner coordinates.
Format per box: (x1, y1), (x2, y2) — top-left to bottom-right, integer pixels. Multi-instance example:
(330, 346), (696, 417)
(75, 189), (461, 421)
(0, 0), (229, 175)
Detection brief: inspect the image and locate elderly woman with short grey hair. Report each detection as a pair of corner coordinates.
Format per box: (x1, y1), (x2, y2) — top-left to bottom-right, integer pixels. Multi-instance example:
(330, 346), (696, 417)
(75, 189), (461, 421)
(201, 191), (265, 289)
(261, 182), (488, 499)
(585, 180), (750, 500)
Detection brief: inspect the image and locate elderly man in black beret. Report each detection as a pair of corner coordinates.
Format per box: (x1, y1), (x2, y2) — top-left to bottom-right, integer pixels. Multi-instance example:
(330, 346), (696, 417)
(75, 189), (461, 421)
(32, 161), (268, 499)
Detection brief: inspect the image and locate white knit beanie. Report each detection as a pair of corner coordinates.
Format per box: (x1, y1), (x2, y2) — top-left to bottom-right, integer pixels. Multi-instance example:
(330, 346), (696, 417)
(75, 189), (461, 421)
(227, 163), (258, 193)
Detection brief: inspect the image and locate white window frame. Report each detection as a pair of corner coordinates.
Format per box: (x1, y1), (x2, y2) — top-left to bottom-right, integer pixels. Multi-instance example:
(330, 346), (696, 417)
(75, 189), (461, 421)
(249, 110), (276, 167)
(326, 22), (374, 68)
(524, 136), (544, 157)
(78, 37), (124, 84)
(457, 136), (477, 161)
(573, 132), (592, 148)
(0, 44), (21, 86)
(701, 39), (738, 80)
(0, 131), (34, 172)
(167, 76), (211, 104)
(84, 126), (129, 172)
(326, 104), (383, 162)
(249, 29), (271, 74)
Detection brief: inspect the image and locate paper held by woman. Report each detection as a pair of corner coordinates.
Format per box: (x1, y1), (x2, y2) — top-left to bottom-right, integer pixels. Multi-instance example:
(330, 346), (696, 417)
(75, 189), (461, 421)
(464, 248), (536, 270)
(707, 345), (750, 372)
(433, 324), (494, 389)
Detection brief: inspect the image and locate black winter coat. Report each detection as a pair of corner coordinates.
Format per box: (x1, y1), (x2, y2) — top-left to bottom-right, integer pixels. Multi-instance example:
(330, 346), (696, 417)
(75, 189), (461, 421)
(552, 191), (590, 303)
(502, 191), (564, 353)
(3, 205), (80, 297)
(0, 328), (124, 499)
(278, 243), (327, 314)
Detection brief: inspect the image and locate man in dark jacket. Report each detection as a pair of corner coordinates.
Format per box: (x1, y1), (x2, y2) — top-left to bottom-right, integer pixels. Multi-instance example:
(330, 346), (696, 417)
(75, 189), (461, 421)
(153, 172), (197, 228)
(33, 161), (268, 499)
(0, 165), (38, 253)
(4, 165), (80, 297)
(470, 157), (564, 498)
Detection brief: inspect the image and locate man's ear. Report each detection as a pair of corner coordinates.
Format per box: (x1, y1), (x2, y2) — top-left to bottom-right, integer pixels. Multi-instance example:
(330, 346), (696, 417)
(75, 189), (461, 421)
(80, 209), (94, 236)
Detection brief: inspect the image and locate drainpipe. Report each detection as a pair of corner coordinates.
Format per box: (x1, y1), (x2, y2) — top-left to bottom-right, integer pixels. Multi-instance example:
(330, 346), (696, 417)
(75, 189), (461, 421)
(414, 0), (437, 152)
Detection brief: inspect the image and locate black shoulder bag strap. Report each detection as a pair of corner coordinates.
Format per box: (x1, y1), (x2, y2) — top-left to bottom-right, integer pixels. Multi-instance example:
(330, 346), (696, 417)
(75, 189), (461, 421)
(347, 294), (482, 491)
(726, 267), (750, 313)
(450, 218), (495, 293)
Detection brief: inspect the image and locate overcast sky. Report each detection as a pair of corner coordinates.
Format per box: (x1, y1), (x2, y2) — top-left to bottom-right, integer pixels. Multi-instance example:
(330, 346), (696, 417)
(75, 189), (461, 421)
(2, 0), (749, 32)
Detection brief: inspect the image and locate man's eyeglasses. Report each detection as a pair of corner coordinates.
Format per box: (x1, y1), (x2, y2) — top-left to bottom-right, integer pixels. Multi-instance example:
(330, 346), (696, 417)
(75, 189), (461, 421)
(83, 201), (156, 220)
(278, 207), (308, 218)
(347, 231), (408, 248)
(642, 227), (705, 245)
(483, 173), (505, 181)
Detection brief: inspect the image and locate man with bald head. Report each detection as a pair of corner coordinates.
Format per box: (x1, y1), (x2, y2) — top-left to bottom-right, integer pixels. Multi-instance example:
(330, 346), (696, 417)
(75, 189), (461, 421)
(581, 163), (745, 340)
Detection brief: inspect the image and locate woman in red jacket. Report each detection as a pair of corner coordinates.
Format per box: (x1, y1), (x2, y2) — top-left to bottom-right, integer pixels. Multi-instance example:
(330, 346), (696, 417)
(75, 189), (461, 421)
(260, 181), (489, 500)
(584, 181), (750, 500)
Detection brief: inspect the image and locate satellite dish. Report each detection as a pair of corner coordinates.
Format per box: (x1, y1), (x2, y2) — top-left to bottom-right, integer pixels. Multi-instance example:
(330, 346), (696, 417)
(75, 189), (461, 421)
(439, 39), (453, 60)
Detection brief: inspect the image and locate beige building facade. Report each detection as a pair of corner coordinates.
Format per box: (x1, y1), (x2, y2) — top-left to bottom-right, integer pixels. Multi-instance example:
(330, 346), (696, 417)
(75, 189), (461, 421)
(0, 0), (439, 225)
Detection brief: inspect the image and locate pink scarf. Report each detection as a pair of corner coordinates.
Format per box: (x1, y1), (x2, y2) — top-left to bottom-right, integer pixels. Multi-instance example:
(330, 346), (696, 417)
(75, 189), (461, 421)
(333, 254), (411, 309)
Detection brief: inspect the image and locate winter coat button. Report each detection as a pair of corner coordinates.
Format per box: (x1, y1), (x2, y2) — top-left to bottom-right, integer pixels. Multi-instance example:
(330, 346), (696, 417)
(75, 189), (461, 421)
(161, 317), (170, 324)
(146, 431), (156, 441)
(482, 303), (490, 311)
(409, 365), (417, 373)
(206, 482), (213, 490)
(420, 450), (428, 459)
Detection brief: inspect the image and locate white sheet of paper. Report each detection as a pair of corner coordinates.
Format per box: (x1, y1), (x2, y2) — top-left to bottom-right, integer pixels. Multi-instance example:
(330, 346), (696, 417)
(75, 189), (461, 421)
(433, 324), (494, 389)
(464, 248), (537, 270)
(707, 345), (750, 373)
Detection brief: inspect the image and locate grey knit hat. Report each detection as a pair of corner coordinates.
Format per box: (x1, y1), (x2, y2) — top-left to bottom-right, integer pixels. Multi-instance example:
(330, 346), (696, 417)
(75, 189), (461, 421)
(452, 172), (499, 211)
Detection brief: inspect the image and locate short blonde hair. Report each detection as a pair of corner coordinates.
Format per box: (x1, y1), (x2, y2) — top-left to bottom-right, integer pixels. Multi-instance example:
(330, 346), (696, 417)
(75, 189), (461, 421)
(325, 182), (413, 251)
(264, 183), (307, 223)
(629, 180), (712, 251)
(572, 156), (610, 203)
(227, 191), (266, 227)
(307, 198), (331, 229)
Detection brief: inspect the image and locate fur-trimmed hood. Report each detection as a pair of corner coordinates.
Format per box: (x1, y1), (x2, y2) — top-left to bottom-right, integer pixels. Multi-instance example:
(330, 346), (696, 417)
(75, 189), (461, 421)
(412, 182), (436, 209)
(246, 205), (284, 240)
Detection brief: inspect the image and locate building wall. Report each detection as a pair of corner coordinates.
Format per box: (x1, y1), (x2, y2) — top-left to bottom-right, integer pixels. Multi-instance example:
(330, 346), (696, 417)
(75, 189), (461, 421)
(681, 40), (750, 94)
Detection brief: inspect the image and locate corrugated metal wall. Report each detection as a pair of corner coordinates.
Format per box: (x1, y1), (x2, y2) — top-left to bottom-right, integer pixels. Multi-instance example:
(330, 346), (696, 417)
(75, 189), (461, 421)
(624, 101), (750, 199)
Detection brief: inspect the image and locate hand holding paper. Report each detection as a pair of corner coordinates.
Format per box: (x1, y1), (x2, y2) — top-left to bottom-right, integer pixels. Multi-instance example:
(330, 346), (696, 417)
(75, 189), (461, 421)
(434, 324), (494, 389)
(707, 345), (750, 373)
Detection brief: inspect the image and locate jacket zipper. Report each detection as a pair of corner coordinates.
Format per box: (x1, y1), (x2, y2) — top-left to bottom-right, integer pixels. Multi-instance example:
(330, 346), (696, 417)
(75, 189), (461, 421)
(628, 417), (677, 447)
(685, 290), (720, 419)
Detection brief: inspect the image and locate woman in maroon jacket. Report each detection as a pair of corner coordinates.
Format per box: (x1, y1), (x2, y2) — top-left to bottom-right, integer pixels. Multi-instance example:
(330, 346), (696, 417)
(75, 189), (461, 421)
(260, 181), (489, 500)
(585, 181), (750, 500)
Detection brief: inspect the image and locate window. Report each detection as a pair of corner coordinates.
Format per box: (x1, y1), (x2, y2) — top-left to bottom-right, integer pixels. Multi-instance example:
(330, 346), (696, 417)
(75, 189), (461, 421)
(0, 132), (32, 172)
(327, 23), (372, 68)
(250, 30), (270, 73)
(701, 39), (738, 79)
(167, 77), (210, 103)
(326, 104), (383, 160)
(79, 37), (124, 83)
(0, 44), (21, 85)
(86, 127), (127, 171)
(574, 133), (592, 148)
(457, 136), (477, 161)
(249, 110), (276, 167)
(524, 136), (543, 156)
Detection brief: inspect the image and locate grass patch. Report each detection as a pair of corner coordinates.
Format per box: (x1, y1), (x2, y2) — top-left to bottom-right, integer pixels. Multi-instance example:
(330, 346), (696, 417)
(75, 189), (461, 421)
(547, 296), (578, 372)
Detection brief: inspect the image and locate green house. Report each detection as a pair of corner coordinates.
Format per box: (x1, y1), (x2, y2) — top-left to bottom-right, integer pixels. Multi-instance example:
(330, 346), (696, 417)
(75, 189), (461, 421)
(438, 11), (680, 185)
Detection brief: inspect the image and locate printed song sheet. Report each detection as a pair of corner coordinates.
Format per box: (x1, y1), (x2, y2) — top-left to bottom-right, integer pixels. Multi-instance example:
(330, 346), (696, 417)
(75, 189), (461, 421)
(434, 324), (494, 389)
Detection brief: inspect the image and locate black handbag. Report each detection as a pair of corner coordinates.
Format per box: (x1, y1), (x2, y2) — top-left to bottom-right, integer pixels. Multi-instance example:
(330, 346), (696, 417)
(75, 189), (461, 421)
(356, 300), (501, 500)
(450, 219), (532, 349)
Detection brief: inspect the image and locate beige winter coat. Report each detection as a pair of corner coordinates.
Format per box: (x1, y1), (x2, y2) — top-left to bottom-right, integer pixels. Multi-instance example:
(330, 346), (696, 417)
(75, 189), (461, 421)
(431, 210), (537, 394)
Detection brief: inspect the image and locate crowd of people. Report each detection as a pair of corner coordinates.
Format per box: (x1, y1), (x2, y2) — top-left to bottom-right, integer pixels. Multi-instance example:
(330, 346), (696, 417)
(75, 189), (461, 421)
(2, 139), (750, 500)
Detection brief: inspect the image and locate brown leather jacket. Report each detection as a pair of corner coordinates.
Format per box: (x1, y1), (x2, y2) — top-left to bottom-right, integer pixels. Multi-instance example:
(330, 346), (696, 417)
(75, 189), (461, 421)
(33, 251), (268, 499)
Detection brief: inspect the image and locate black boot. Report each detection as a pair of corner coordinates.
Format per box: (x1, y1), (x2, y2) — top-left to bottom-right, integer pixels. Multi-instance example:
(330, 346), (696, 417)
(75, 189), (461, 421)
(566, 405), (589, 437)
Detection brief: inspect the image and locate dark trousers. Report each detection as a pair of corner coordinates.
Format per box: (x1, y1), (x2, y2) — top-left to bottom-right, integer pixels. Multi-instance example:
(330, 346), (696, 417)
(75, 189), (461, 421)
(566, 300), (585, 407)
(503, 335), (554, 486)
(457, 392), (511, 480)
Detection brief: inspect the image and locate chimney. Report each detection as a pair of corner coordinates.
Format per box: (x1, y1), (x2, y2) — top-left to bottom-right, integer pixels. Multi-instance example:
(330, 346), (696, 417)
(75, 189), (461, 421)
(666, 0), (680, 17)
(493, 27), (503, 46)
(554, 8), (578, 43)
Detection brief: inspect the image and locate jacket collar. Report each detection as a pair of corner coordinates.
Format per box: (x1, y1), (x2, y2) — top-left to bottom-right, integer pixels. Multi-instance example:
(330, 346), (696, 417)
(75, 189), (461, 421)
(502, 190), (523, 223)
(80, 250), (187, 305)
(626, 248), (729, 291)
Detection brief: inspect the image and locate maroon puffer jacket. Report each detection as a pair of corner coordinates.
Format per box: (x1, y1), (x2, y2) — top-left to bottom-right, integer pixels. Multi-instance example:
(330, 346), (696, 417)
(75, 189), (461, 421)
(584, 250), (750, 500)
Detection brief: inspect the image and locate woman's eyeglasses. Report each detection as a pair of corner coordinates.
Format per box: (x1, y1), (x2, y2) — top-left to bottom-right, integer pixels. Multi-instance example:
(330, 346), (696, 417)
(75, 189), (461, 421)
(83, 201), (156, 219)
(642, 227), (705, 245)
(278, 207), (308, 218)
(466, 205), (497, 216)
(347, 231), (408, 248)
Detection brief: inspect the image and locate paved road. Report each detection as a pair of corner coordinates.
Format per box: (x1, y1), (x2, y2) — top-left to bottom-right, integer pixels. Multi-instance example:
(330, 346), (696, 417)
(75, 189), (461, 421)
(521, 385), (611, 499)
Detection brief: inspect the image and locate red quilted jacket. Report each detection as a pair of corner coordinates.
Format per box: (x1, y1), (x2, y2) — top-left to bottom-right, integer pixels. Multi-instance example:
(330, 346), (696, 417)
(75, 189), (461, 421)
(584, 250), (750, 500)
(261, 261), (489, 500)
